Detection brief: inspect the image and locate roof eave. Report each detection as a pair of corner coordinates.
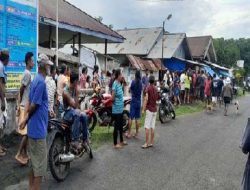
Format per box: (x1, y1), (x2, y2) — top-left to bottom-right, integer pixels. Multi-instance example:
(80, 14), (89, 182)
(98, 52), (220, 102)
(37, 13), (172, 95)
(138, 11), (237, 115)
(41, 17), (124, 43)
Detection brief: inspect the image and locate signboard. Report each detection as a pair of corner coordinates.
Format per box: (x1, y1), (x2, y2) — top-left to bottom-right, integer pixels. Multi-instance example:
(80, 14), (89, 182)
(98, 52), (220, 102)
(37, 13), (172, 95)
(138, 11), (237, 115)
(0, 0), (38, 90)
(237, 60), (244, 68)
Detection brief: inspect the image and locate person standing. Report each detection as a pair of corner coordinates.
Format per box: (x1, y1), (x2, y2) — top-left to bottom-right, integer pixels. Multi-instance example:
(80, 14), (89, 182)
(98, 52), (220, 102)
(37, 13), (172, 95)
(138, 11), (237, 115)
(45, 65), (56, 118)
(15, 52), (34, 164)
(142, 70), (149, 94)
(173, 72), (181, 105)
(80, 66), (88, 89)
(221, 78), (233, 116)
(111, 69), (127, 149)
(57, 64), (68, 118)
(0, 49), (9, 157)
(217, 76), (224, 107)
(142, 75), (159, 149)
(19, 54), (53, 190)
(204, 75), (212, 110)
(184, 71), (191, 104)
(180, 71), (186, 102)
(126, 70), (142, 138)
(211, 74), (219, 108)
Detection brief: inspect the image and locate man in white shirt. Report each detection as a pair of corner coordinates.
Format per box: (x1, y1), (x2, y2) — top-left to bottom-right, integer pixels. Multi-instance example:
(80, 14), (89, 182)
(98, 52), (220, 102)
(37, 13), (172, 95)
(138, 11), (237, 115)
(46, 65), (56, 117)
(57, 64), (68, 117)
(16, 52), (34, 164)
(180, 72), (186, 101)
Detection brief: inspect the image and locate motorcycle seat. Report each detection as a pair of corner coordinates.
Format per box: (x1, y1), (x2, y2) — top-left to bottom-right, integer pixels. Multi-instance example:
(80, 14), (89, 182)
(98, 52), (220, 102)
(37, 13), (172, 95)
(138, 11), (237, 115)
(49, 118), (72, 128)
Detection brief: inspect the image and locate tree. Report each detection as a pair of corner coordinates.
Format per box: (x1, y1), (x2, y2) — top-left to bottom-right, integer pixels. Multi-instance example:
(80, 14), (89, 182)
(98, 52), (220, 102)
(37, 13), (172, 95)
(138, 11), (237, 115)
(213, 38), (250, 76)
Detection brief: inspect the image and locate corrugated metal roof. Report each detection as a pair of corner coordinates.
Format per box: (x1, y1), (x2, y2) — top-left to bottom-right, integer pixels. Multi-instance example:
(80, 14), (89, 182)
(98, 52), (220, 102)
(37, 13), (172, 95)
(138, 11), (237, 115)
(40, 0), (124, 42)
(39, 46), (79, 64)
(127, 55), (163, 71)
(147, 33), (186, 59)
(187, 36), (211, 59)
(84, 27), (162, 55)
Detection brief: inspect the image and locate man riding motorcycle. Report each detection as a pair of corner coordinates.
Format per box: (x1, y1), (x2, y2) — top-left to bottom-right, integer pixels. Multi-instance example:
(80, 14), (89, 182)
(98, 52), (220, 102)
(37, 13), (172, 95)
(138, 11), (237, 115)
(62, 72), (88, 148)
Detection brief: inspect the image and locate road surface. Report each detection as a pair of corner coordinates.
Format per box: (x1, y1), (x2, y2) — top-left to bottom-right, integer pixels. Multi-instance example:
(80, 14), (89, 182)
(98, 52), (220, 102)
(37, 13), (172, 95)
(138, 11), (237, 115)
(6, 96), (249, 190)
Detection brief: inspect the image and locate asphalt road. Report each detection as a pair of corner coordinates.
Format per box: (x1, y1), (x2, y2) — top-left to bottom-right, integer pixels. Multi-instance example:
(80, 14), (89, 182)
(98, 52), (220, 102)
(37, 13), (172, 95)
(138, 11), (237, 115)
(6, 95), (250, 190)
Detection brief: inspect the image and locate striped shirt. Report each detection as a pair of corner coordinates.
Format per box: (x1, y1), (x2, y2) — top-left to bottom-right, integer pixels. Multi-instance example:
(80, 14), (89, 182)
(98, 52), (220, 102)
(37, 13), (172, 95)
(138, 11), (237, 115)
(112, 80), (124, 114)
(45, 76), (56, 113)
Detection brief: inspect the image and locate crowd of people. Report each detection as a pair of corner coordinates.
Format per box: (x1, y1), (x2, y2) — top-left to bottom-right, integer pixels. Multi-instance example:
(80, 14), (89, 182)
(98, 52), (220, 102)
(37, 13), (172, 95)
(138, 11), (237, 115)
(0, 48), (236, 189)
(162, 69), (234, 115)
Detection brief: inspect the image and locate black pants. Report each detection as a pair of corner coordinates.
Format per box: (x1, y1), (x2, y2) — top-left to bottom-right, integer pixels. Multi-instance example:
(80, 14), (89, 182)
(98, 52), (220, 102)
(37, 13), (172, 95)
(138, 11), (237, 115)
(112, 113), (123, 145)
(200, 86), (205, 101)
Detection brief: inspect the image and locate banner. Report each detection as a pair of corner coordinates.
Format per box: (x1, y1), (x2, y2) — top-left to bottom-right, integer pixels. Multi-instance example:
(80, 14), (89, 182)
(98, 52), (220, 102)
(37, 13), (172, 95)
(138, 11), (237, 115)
(0, 0), (38, 90)
(237, 60), (244, 68)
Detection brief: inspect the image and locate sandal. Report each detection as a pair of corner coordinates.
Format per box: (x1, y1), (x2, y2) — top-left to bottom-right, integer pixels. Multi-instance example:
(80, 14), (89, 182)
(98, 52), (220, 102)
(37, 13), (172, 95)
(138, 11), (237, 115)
(121, 141), (128, 146)
(133, 133), (139, 138)
(141, 143), (149, 149)
(125, 134), (132, 139)
(148, 144), (154, 148)
(114, 144), (123, 149)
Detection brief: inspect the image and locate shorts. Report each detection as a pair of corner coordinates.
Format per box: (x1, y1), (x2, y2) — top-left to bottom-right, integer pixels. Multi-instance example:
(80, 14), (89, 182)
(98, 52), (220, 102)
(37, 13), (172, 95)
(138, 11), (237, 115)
(212, 96), (217, 103)
(28, 138), (47, 177)
(185, 88), (190, 93)
(17, 106), (27, 135)
(144, 110), (157, 129)
(174, 87), (180, 96)
(130, 102), (141, 120)
(224, 97), (231, 104)
(180, 84), (185, 91)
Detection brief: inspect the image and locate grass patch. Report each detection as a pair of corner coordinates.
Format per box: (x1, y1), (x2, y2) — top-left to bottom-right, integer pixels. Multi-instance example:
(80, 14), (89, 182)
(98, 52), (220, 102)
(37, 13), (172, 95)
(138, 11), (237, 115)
(91, 127), (113, 149)
(175, 102), (204, 116)
(91, 103), (204, 149)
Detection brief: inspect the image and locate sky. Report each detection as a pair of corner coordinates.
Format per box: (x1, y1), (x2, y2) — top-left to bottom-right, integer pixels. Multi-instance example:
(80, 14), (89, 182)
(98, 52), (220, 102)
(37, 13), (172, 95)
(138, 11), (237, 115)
(67, 0), (250, 39)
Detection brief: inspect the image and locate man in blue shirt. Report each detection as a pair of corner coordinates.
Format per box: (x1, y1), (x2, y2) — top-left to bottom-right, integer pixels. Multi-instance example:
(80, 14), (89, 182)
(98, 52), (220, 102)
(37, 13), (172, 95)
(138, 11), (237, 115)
(20, 53), (53, 190)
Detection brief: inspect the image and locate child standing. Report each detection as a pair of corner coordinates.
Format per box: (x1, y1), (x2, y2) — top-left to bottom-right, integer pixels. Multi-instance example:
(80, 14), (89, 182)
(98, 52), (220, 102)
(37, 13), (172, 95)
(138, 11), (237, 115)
(142, 76), (159, 149)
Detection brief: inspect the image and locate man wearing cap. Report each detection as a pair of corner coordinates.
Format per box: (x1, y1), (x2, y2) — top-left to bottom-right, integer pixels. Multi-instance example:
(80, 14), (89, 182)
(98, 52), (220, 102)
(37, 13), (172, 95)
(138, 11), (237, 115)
(20, 53), (53, 189)
(0, 49), (9, 157)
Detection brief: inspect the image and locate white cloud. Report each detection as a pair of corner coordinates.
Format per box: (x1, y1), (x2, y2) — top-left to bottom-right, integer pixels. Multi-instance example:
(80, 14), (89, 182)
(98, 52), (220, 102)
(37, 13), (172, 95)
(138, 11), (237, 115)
(67, 0), (250, 39)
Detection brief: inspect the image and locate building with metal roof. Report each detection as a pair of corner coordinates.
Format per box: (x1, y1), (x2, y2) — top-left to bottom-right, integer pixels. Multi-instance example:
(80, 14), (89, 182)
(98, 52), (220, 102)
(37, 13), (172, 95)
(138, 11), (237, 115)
(187, 36), (217, 63)
(147, 33), (191, 60)
(39, 0), (124, 48)
(85, 27), (163, 55)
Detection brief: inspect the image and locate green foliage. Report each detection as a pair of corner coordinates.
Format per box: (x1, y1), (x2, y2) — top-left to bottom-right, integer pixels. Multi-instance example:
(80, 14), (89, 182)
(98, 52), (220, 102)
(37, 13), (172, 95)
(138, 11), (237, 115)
(213, 38), (250, 75)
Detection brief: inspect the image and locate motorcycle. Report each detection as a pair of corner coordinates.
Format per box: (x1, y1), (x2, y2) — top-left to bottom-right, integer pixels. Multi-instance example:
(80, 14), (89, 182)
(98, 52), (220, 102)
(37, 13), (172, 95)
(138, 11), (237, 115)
(47, 117), (93, 182)
(85, 93), (131, 133)
(158, 87), (176, 123)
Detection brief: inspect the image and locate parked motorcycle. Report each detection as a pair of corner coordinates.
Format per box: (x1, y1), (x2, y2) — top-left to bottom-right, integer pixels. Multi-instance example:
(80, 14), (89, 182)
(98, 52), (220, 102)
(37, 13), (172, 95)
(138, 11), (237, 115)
(86, 93), (131, 133)
(158, 87), (176, 123)
(47, 118), (93, 182)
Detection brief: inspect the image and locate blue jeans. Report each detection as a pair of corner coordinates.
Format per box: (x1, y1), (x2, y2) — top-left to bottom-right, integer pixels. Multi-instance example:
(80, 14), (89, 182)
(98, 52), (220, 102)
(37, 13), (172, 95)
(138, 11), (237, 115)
(63, 109), (88, 142)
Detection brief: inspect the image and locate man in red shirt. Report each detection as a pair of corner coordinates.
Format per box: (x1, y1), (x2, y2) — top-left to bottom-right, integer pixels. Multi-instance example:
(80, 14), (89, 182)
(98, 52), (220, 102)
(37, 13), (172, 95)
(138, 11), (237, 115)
(142, 75), (159, 149)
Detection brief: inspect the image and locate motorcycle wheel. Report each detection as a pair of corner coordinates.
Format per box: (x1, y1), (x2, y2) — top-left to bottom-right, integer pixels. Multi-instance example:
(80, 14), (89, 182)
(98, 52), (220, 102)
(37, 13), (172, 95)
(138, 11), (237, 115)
(84, 141), (93, 159)
(159, 106), (168, 124)
(49, 136), (70, 182)
(171, 111), (176, 120)
(122, 110), (130, 133)
(88, 114), (97, 133)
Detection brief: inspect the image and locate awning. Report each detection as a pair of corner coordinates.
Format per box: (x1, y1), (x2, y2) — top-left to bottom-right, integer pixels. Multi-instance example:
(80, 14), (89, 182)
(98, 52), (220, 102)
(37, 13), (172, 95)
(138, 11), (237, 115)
(218, 70), (230, 77)
(164, 58), (186, 72)
(176, 57), (205, 66)
(152, 59), (167, 71)
(203, 65), (216, 77)
(204, 60), (229, 71)
(127, 55), (160, 71)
